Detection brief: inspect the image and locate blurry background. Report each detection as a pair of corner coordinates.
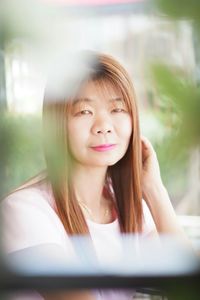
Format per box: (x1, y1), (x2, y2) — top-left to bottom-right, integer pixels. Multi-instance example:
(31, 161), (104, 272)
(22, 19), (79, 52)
(0, 0), (200, 248)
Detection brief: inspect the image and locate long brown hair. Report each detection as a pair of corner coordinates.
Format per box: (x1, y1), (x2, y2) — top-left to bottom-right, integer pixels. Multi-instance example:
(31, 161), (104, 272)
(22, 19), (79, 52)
(42, 52), (143, 235)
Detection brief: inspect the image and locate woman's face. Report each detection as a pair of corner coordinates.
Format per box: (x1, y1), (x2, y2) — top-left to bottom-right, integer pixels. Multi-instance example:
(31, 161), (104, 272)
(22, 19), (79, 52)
(67, 80), (132, 169)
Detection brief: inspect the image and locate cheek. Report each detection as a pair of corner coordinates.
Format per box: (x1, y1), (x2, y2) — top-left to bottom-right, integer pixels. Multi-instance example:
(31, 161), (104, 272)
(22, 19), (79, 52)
(67, 120), (90, 148)
(67, 122), (79, 150)
(118, 117), (132, 140)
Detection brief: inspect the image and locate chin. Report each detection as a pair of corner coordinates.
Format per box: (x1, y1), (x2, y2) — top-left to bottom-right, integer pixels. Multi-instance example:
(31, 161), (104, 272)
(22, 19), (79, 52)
(93, 157), (123, 167)
(74, 152), (126, 168)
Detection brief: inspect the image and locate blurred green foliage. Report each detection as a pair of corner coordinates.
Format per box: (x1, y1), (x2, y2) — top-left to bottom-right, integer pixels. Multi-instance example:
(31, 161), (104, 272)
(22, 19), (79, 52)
(153, 64), (200, 150)
(153, 1), (200, 150)
(155, 0), (200, 25)
(150, 0), (200, 203)
(0, 113), (45, 198)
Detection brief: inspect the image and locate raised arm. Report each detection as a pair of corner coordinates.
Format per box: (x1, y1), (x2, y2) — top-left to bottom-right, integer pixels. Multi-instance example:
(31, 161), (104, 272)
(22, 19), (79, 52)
(141, 136), (187, 239)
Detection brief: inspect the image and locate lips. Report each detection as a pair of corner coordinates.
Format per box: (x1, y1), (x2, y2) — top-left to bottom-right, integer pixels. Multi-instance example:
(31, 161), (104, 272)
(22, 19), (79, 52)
(91, 144), (116, 152)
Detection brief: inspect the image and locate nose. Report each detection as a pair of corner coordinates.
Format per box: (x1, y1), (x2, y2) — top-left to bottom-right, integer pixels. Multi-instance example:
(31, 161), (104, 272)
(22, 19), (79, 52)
(91, 115), (113, 135)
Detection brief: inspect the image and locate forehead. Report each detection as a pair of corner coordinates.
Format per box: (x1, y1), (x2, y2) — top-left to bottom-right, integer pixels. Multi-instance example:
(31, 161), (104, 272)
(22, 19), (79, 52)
(76, 78), (122, 101)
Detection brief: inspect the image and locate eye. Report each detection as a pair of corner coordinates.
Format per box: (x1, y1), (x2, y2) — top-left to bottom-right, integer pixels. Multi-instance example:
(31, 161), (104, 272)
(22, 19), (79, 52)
(76, 110), (93, 116)
(111, 108), (127, 113)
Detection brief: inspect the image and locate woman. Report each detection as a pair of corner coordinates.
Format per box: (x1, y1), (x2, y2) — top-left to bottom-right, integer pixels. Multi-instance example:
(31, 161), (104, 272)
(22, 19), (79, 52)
(1, 52), (186, 299)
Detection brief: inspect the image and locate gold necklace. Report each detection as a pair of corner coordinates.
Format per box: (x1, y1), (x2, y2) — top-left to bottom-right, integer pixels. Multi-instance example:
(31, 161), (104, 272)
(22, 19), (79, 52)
(78, 200), (110, 221)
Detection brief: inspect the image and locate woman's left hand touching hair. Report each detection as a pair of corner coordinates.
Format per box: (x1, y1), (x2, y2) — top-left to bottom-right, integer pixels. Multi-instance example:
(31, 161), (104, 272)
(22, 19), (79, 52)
(141, 136), (163, 195)
(140, 136), (191, 244)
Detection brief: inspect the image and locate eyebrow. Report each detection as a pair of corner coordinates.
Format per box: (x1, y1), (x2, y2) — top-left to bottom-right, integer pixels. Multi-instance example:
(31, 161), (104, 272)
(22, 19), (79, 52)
(72, 97), (124, 105)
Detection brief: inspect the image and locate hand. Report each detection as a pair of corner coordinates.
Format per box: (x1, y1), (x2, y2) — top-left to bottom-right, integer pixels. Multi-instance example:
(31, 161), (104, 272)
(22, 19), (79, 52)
(140, 137), (192, 244)
(141, 136), (163, 194)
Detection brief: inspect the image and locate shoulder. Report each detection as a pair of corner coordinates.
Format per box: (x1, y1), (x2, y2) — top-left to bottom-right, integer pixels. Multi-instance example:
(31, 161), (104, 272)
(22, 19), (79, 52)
(1, 184), (55, 223)
(2, 185), (46, 207)
(1, 183), (67, 253)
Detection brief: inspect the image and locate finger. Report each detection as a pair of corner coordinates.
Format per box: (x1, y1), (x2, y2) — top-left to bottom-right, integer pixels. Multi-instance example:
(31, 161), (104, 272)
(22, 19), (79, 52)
(141, 136), (154, 151)
(141, 137), (150, 163)
(141, 136), (157, 163)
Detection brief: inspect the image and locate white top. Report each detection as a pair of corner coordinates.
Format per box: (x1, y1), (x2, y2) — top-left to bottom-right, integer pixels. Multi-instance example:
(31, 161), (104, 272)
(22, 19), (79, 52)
(0, 181), (156, 300)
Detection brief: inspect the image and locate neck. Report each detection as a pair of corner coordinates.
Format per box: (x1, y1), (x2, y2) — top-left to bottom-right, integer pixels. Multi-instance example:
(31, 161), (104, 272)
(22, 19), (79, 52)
(71, 165), (107, 211)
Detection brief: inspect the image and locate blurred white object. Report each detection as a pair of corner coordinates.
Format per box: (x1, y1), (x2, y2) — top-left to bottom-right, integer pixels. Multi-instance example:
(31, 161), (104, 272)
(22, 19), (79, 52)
(178, 215), (200, 252)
